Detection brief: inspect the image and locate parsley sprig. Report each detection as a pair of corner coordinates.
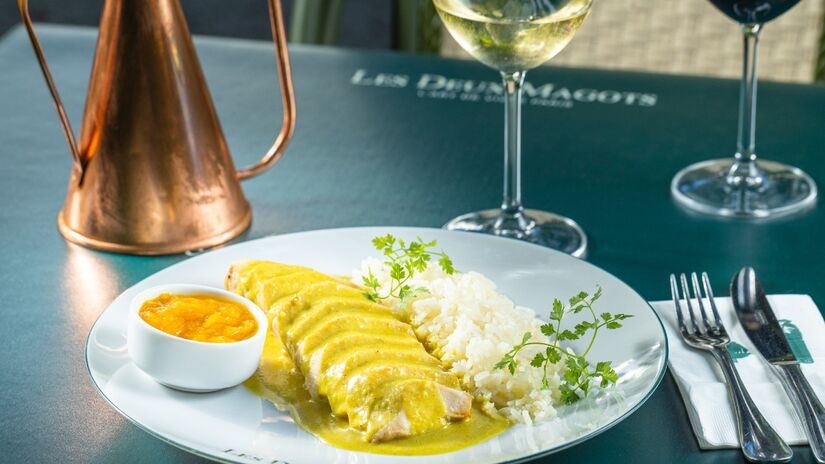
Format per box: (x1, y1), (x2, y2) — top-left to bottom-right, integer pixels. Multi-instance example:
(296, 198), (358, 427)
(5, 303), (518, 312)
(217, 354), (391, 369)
(494, 287), (633, 404)
(362, 234), (456, 303)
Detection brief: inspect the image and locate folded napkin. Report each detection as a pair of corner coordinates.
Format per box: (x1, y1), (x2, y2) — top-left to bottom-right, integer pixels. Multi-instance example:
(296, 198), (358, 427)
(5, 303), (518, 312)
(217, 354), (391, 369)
(650, 295), (825, 449)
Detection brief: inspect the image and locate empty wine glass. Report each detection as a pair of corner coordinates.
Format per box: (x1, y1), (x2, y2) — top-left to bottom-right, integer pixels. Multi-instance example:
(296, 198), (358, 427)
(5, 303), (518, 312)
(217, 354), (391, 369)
(671, 0), (816, 218)
(434, 0), (591, 256)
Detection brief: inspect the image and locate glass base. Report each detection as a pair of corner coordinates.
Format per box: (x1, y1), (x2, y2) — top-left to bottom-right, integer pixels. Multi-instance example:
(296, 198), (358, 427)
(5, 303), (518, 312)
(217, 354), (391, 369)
(672, 158), (817, 218)
(443, 208), (588, 257)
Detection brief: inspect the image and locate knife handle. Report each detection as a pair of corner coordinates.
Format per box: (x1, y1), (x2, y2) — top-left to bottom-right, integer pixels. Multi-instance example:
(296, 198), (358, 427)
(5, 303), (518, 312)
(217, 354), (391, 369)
(777, 364), (825, 463)
(710, 347), (793, 462)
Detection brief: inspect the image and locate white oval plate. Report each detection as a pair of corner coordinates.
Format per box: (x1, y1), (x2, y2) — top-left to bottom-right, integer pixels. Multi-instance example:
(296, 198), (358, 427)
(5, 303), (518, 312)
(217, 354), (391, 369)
(87, 227), (667, 464)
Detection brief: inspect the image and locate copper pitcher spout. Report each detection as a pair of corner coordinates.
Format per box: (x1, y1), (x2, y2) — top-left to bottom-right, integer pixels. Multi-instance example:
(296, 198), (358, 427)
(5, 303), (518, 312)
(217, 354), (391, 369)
(19, 0), (296, 255)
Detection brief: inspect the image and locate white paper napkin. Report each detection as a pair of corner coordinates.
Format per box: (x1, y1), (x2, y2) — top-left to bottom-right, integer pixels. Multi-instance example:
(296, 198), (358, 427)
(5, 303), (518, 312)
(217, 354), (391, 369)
(650, 295), (825, 449)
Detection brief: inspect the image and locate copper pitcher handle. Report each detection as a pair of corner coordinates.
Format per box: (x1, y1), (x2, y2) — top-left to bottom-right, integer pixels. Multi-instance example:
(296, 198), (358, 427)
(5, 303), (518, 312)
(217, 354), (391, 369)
(18, 0), (84, 180)
(236, 0), (297, 180)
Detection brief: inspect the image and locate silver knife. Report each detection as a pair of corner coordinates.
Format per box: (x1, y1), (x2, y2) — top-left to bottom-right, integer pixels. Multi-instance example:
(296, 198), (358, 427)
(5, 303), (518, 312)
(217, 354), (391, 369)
(732, 267), (825, 463)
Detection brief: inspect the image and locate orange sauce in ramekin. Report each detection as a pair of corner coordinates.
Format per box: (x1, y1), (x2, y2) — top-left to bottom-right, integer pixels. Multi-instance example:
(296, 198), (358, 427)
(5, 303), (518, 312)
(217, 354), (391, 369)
(139, 293), (257, 343)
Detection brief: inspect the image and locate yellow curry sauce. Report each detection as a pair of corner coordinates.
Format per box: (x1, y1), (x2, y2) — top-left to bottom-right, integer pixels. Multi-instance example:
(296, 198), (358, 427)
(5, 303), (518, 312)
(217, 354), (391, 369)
(139, 293), (257, 343)
(244, 331), (510, 455)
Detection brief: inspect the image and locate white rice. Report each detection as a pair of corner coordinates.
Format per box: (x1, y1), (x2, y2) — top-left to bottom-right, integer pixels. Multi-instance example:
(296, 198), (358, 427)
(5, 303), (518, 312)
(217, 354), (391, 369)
(352, 258), (562, 423)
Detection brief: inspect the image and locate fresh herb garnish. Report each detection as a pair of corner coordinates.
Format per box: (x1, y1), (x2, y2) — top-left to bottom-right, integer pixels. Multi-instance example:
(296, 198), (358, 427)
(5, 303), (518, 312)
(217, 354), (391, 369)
(494, 287), (633, 404)
(363, 234), (456, 303)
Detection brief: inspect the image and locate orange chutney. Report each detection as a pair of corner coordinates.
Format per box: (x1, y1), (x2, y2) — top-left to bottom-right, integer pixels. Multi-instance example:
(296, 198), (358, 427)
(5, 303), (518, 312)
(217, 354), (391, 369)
(139, 293), (258, 343)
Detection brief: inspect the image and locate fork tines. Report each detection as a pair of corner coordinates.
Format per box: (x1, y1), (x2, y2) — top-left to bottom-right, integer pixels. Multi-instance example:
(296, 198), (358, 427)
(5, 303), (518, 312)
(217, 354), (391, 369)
(670, 272), (726, 339)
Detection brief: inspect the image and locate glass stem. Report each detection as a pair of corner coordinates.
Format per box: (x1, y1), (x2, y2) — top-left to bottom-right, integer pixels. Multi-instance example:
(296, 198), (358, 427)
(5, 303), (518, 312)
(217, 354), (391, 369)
(728, 23), (763, 187)
(501, 71), (526, 216)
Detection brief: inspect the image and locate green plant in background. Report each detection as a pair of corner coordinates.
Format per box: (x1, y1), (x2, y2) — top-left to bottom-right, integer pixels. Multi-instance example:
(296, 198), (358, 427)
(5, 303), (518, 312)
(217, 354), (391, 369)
(395, 0), (443, 54)
(817, 13), (825, 83)
(289, 0), (344, 45)
(289, 0), (442, 53)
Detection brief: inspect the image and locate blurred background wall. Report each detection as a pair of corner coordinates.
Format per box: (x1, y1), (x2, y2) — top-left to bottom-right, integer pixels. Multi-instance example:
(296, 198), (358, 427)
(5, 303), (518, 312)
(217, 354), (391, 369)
(0, 1), (396, 48)
(2, 0), (824, 83)
(443, 0), (825, 83)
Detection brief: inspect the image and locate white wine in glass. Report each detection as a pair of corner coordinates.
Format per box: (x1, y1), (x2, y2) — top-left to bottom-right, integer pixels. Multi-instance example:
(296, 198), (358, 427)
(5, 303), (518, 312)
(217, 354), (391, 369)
(435, 0), (592, 256)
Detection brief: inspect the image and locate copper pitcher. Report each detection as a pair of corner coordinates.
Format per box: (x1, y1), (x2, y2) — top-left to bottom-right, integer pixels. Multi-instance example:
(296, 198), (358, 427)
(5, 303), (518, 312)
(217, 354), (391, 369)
(18, 0), (296, 255)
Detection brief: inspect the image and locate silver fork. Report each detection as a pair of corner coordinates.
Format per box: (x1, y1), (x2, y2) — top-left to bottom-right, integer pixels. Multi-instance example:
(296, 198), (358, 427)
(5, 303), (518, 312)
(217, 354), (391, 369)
(670, 272), (792, 463)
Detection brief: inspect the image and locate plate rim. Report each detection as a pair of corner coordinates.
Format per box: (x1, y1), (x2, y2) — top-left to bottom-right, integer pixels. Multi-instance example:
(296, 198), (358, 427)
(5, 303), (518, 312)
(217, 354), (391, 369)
(85, 226), (669, 464)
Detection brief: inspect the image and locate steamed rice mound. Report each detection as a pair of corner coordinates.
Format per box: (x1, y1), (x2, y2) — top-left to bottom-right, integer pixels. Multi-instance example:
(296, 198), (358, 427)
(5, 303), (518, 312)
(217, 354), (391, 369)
(352, 258), (563, 424)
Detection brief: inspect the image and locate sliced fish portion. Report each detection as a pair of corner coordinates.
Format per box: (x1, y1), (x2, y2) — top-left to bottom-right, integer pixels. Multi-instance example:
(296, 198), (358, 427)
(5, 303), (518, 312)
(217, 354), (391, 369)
(226, 260), (472, 442)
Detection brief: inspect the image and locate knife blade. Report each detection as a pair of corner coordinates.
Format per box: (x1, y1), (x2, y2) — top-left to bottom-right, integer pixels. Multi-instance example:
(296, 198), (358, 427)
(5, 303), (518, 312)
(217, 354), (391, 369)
(732, 267), (825, 463)
(730, 267), (796, 364)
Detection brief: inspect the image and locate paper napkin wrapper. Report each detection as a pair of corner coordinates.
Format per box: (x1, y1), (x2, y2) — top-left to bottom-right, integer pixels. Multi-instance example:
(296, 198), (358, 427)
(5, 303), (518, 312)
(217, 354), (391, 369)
(650, 295), (825, 448)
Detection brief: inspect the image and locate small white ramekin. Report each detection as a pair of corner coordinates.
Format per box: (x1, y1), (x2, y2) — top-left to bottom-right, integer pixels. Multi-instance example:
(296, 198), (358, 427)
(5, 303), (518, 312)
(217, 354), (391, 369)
(127, 284), (267, 392)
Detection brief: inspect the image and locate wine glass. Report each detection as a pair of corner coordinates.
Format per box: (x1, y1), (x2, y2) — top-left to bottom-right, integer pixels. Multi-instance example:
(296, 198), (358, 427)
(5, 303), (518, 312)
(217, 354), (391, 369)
(434, 0), (591, 257)
(671, 0), (816, 218)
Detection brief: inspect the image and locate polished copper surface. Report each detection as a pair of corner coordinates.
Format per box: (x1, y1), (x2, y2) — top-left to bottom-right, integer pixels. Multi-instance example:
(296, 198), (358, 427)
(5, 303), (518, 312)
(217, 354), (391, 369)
(18, 0), (296, 255)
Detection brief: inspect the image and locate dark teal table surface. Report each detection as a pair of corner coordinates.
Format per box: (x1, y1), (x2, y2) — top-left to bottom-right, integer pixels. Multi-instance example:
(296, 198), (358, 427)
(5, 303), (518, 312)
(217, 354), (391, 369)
(1, 24), (824, 464)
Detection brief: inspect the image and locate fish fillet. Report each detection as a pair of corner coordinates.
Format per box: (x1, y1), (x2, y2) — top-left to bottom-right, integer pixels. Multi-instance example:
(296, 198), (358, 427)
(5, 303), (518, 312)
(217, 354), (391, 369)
(226, 260), (472, 442)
